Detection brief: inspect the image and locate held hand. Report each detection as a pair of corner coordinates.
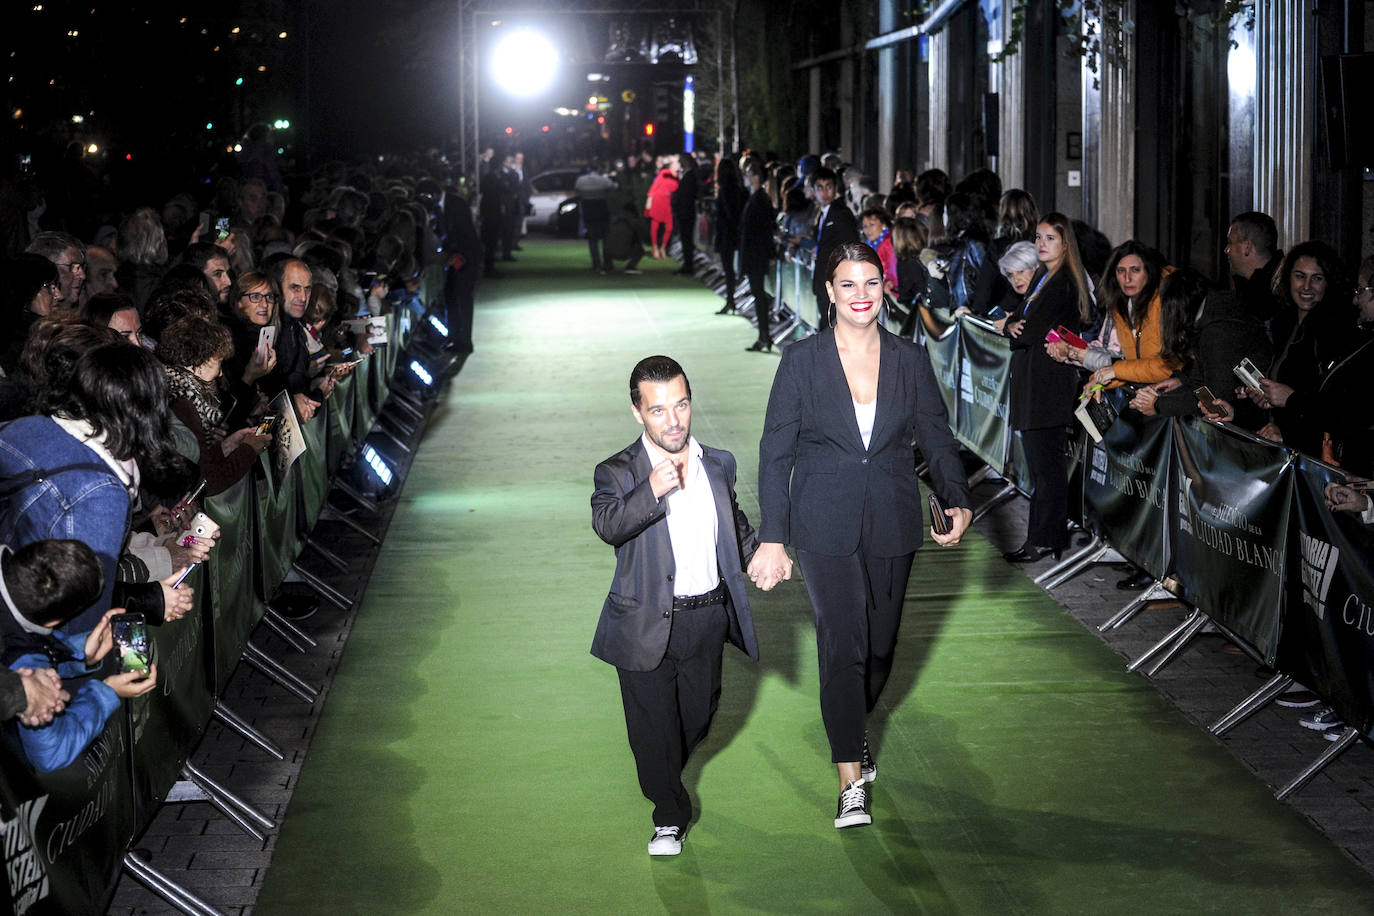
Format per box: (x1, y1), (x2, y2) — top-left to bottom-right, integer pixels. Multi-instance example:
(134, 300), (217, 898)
(17, 668), (68, 726)
(1199, 397), (1234, 422)
(648, 458), (684, 499)
(1130, 387), (1159, 416)
(1324, 483), (1370, 514)
(1257, 378), (1294, 408)
(104, 664), (158, 699)
(931, 507), (972, 546)
(747, 542), (793, 591)
(1044, 339), (1069, 361)
(166, 538), (210, 570)
(161, 569), (195, 622)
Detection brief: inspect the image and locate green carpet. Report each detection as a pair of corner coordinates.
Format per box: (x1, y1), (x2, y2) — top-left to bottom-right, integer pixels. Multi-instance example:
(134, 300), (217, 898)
(256, 240), (1374, 914)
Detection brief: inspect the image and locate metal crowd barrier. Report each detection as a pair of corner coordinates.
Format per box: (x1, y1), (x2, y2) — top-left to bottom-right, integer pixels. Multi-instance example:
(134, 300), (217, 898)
(0, 308), (441, 915)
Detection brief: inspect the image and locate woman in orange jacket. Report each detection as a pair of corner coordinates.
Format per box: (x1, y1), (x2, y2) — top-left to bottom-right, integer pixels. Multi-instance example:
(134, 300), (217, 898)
(1084, 240), (1177, 391)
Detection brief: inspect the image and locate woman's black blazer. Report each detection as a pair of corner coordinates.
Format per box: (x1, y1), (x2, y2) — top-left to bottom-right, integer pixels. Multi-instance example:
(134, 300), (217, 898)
(758, 325), (973, 558)
(1005, 267), (1083, 431)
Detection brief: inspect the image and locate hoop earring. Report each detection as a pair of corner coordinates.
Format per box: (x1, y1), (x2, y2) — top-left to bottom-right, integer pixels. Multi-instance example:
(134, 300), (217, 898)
(828, 301), (837, 327)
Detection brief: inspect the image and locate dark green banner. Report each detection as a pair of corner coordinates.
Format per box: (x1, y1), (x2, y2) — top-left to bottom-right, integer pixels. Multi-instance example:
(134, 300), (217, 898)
(1170, 419), (1293, 664)
(255, 452), (304, 599)
(1082, 390), (1173, 579)
(205, 474), (261, 693)
(1279, 457), (1374, 735)
(919, 310), (961, 433)
(956, 319), (1011, 473)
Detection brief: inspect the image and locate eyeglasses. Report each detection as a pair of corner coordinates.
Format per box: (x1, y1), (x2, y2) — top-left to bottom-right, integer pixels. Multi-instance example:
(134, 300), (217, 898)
(55, 260), (87, 273)
(242, 291), (278, 305)
(1357, 286), (1374, 296)
(40, 281), (59, 294)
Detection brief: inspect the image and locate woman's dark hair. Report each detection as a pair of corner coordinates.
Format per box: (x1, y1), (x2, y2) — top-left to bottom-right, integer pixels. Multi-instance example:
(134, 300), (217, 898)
(714, 155), (741, 194)
(77, 292), (139, 329)
(1272, 240), (1348, 311)
(941, 192), (988, 243)
(3, 540), (103, 627)
(859, 207), (892, 229)
(1099, 240), (1167, 331)
(143, 287), (216, 343)
(156, 314), (234, 368)
(914, 169), (950, 207)
(22, 318), (123, 399)
(62, 344), (173, 463)
(1158, 267), (1209, 366)
(827, 242), (885, 282)
(995, 189), (1039, 241)
(1, 254), (58, 317)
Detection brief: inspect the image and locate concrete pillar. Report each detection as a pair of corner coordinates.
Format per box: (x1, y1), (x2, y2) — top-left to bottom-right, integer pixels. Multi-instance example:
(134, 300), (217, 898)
(1251, 0), (1314, 246)
(928, 29), (949, 171)
(1084, 0), (1136, 246)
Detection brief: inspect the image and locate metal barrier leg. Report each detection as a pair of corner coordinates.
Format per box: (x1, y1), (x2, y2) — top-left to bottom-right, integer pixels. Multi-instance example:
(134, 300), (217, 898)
(123, 852), (224, 916)
(1275, 728), (1361, 800)
(1210, 673), (1294, 736)
(374, 426), (413, 455)
(304, 538), (350, 573)
(1097, 581), (1175, 631)
(378, 411), (417, 440)
(288, 563), (353, 610)
(181, 761), (276, 833)
(1145, 610), (1210, 676)
(1035, 535), (1104, 587)
(243, 642), (320, 702)
(330, 479), (380, 515)
(966, 465), (994, 488)
(213, 702), (284, 760)
(319, 504), (382, 544)
(263, 607), (319, 648)
(971, 482), (1019, 525)
(1126, 608), (1205, 673)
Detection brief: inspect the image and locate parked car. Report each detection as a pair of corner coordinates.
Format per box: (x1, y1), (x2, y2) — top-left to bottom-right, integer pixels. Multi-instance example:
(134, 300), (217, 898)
(527, 169), (581, 235)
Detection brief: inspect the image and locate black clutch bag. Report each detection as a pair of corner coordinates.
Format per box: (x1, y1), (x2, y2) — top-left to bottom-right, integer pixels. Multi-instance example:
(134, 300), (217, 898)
(928, 492), (952, 535)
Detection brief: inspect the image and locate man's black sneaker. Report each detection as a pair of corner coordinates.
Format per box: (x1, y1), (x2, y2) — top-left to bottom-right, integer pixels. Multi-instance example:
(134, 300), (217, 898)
(834, 778), (871, 828)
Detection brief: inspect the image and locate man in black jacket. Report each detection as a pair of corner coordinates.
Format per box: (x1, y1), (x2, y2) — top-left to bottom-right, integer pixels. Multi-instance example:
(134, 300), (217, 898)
(809, 167), (860, 319)
(670, 154), (700, 275)
(1225, 211), (1283, 325)
(739, 165), (777, 351)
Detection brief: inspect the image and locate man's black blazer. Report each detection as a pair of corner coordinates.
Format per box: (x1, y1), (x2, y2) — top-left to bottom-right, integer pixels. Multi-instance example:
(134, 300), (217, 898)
(812, 204), (860, 296)
(591, 438), (759, 672)
(758, 325), (973, 557)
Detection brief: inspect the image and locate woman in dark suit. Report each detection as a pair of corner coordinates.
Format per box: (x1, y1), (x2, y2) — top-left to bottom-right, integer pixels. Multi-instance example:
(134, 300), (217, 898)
(751, 243), (973, 830)
(1000, 212), (1093, 562)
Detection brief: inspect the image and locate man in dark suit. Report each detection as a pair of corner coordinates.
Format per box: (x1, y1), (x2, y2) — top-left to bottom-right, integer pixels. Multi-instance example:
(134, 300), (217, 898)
(809, 166), (860, 319)
(591, 355), (760, 856)
(739, 164), (777, 351)
(670, 154), (700, 275)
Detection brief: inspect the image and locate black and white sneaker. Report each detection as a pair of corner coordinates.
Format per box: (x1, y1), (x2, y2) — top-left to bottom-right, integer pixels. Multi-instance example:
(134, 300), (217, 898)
(1299, 705), (1342, 731)
(834, 778), (872, 828)
(647, 825), (682, 856)
(861, 736), (877, 784)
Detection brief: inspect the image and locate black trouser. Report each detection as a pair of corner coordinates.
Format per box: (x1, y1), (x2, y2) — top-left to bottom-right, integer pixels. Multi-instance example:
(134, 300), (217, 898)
(616, 600), (728, 829)
(441, 269), (475, 350)
(585, 223), (608, 270)
(607, 251), (642, 271)
(720, 248), (738, 305)
(674, 210), (696, 268)
(796, 545), (915, 763)
(747, 266), (772, 343)
(1019, 425), (1070, 550)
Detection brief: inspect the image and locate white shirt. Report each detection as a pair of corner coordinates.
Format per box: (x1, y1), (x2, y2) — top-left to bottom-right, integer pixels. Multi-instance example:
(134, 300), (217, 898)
(853, 397), (876, 450)
(641, 433), (719, 597)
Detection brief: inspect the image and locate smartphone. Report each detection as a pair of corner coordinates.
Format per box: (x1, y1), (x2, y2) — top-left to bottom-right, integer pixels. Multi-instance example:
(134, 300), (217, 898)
(1056, 325), (1089, 349)
(1045, 328), (1063, 343)
(257, 325), (277, 354)
(198, 211), (213, 237)
(255, 415), (278, 436)
(928, 493), (952, 535)
(1194, 385), (1224, 413)
(214, 216), (231, 242)
(110, 613), (151, 676)
(1234, 357), (1265, 390)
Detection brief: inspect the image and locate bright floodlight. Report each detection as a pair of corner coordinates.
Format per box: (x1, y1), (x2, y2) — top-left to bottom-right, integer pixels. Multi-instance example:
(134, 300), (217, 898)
(492, 30), (558, 97)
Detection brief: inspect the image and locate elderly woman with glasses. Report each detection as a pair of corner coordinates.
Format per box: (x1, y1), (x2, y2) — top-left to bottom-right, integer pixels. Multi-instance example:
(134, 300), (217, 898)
(218, 269), (280, 425)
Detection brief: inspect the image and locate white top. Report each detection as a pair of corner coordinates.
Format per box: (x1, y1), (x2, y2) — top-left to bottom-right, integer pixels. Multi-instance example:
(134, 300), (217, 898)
(853, 398), (876, 450)
(641, 433), (720, 598)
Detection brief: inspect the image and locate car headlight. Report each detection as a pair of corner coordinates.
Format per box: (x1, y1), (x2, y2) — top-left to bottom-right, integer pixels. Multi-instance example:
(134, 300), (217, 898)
(558, 200), (578, 215)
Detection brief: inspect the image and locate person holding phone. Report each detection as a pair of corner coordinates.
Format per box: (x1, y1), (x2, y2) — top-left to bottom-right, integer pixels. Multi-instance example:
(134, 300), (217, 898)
(1, 540), (158, 773)
(754, 243), (971, 829)
(218, 270), (280, 425)
(999, 214), (1094, 564)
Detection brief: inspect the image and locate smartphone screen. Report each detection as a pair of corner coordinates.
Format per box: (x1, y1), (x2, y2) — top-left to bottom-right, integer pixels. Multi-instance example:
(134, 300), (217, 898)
(111, 614), (151, 675)
(215, 216), (231, 242)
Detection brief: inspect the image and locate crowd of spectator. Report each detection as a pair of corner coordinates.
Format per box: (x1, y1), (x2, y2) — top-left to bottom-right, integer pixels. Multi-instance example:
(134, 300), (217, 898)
(0, 134), (474, 772)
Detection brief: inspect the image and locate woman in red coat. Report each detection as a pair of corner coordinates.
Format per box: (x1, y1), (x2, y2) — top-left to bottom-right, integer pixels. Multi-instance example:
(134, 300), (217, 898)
(644, 164), (679, 260)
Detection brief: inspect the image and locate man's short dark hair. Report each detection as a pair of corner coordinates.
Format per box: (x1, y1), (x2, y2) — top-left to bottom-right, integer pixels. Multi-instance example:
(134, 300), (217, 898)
(1231, 211), (1278, 259)
(629, 356), (690, 407)
(179, 241), (231, 272)
(3, 540), (103, 627)
(809, 166), (838, 189)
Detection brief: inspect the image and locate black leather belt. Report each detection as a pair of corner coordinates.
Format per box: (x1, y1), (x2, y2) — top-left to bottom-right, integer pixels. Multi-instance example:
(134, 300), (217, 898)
(672, 582), (727, 611)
